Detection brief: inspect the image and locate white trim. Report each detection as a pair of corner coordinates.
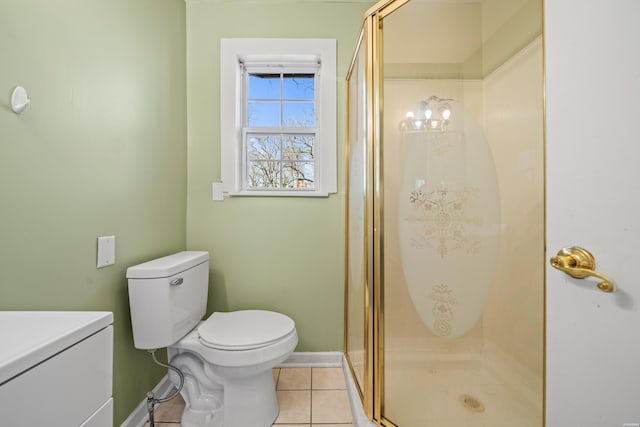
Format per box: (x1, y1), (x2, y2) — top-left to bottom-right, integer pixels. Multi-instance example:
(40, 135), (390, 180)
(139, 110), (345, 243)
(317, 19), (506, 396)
(118, 374), (173, 427)
(221, 38), (337, 197)
(342, 354), (378, 427)
(230, 190), (329, 198)
(277, 351), (343, 368)
(186, 0), (374, 3)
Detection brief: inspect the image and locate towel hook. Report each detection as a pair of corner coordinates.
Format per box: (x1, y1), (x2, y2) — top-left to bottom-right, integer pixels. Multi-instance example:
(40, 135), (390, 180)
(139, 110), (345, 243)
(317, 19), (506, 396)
(11, 86), (31, 114)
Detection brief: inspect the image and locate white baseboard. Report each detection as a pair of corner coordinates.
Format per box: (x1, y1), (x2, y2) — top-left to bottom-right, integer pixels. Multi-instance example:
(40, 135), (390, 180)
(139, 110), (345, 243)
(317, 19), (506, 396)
(278, 351), (343, 368)
(119, 374), (173, 427)
(342, 354), (378, 427)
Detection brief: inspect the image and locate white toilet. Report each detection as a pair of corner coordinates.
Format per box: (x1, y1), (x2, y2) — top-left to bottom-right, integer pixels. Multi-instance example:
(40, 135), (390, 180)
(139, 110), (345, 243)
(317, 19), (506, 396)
(126, 251), (298, 427)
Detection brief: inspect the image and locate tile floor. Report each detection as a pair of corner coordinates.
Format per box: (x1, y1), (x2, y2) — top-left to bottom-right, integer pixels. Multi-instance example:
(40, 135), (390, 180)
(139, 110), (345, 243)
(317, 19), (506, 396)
(146, 367), (353, 427)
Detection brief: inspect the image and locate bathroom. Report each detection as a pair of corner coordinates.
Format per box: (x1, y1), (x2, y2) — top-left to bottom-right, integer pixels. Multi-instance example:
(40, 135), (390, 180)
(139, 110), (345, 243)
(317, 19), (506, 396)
(1, 1), (638, 427)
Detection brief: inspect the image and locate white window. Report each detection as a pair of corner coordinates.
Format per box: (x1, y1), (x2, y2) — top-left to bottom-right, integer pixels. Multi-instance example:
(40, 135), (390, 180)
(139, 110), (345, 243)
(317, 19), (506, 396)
(221, 39), (337, 196)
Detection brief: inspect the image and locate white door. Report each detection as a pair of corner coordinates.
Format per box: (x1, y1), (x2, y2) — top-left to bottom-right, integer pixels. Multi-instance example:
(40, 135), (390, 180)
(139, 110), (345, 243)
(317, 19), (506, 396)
(546, 1), (640, 426)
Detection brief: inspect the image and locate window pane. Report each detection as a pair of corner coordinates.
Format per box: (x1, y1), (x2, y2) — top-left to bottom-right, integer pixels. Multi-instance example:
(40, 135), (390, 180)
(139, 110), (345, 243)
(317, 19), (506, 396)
(283, 161), (315, 189)
(247, 134), (282, 160)
(283, 74), (315, 100)
(247, 160), (281, 189)
(248, 74), (281, 100)
(283, 102), (315, 127)
(283, 135), (314, 161)
(248, 102), (281, 127)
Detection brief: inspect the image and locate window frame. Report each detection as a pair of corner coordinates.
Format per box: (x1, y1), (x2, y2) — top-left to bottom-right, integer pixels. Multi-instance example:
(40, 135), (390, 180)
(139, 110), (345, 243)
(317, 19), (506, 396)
(220, 38), (337, 197)
(242, 66), (319, 192)
(242, 128), (319, 192)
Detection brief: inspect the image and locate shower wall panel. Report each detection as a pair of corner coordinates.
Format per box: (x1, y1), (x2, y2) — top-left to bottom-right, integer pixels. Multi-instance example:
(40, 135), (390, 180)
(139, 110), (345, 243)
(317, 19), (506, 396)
(345, 28), (369, 399)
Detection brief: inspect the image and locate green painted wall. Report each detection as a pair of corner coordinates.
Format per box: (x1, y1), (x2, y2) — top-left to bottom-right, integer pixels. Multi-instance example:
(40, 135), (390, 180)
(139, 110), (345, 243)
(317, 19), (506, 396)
(1, 0), (373, 423)
(0, 0), (187, 424)
(185, 0), (373, 351)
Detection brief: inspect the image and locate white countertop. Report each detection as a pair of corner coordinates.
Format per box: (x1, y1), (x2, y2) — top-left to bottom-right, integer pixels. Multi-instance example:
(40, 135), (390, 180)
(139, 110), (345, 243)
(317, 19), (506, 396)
(0, 311), (113, 385)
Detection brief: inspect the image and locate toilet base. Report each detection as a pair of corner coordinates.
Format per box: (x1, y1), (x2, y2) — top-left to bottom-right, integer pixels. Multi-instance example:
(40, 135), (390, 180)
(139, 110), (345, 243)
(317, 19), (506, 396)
(217, 367), (280, 427)
(168, 352), (282, 427)
(166, 328), (297, 427)
(181, 405), (224, 427)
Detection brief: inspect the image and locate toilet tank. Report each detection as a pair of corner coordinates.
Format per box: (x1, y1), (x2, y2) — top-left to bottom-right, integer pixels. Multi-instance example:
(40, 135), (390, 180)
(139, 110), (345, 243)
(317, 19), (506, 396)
(126, 251), (209, 350)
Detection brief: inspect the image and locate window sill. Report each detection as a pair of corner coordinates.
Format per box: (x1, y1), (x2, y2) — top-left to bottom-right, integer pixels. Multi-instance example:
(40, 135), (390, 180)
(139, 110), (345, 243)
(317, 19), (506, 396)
(228, 190), (329, 198)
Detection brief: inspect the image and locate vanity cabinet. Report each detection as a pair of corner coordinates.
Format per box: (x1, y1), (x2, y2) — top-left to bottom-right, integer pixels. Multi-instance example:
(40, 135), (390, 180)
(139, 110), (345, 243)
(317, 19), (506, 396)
(0, 311), (113, 426)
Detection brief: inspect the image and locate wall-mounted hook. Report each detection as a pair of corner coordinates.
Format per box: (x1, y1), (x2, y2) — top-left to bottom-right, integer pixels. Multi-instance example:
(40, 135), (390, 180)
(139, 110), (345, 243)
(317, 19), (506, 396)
(11, 86), (31, 114)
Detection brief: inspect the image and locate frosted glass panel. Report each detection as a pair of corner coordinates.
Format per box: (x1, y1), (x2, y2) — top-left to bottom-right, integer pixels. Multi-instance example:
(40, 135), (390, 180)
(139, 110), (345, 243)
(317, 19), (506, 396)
(346, 34), (367, 395)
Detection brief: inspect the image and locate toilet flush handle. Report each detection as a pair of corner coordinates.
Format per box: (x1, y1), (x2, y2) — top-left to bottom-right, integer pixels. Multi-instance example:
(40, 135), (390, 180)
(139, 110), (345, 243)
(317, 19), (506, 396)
(170, 278), (184, 286)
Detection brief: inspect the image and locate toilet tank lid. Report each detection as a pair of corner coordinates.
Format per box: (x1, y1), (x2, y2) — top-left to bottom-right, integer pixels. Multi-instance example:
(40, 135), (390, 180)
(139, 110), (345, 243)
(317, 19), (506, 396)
(126, 251), (209, 279)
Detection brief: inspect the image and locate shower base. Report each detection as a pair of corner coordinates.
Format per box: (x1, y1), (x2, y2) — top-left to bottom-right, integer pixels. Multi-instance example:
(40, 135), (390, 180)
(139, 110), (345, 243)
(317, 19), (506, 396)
(382, 341), (542, 427)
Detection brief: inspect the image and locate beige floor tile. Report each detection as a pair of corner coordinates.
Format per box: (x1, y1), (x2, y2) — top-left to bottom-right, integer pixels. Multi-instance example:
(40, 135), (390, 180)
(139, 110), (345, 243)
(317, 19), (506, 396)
(311, 389), (353, 424)
(274, 425), (311, 427)
(153, 393), (185, 422)
(312, 367), (346, 390)
(273, 367), (281, 384)
(274, 390), (311, 424)
(311, 425), (352, 427)
(277, 367), (312, 390)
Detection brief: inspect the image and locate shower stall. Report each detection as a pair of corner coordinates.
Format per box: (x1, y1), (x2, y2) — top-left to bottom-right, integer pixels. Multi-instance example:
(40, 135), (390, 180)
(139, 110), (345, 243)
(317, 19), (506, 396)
(344, 0), (544, 425)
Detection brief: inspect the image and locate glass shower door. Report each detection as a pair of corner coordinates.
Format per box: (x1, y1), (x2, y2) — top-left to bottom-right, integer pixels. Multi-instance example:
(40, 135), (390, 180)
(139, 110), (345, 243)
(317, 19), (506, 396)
(345, 1), (544, 425)
(345, 26), (370, 405)
(379, 1), (543, 426)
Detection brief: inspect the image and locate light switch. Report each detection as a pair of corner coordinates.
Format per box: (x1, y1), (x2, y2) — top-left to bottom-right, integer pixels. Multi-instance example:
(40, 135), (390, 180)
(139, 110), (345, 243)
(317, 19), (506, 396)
(97, 236), (116, 268)
(212, 182), (225, 201)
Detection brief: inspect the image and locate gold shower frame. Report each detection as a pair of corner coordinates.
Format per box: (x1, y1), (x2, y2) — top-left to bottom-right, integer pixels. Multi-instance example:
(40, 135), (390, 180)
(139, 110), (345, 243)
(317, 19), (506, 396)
(344, 1), (409, 425)
(344, 0), (547, 426)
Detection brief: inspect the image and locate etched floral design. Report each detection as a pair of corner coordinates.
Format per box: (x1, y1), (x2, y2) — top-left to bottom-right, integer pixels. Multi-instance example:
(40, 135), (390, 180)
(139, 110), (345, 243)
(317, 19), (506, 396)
(404, 183), (482, 257)
(430, 132), (459, 156)
(427, 284), (461, 337)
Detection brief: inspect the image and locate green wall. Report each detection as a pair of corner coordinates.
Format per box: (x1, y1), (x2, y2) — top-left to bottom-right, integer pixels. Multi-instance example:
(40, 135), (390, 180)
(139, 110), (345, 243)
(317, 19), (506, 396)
(0, 0), (372, 424)
(185, 0), (372, 351)
(0, 0), (187, 424)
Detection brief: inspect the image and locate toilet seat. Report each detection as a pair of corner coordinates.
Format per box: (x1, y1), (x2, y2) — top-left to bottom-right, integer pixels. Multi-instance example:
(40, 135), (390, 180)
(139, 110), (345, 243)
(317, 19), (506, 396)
(197, 310), (295, 351)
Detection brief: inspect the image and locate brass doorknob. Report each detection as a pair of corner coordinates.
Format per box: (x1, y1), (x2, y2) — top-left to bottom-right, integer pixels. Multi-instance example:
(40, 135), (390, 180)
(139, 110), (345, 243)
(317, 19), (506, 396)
(550, 247), (617, 293)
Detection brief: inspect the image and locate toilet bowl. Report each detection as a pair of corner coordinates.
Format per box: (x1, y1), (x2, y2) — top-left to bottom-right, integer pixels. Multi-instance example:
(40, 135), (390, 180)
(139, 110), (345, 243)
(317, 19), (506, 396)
(127, 251), (298, 427)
